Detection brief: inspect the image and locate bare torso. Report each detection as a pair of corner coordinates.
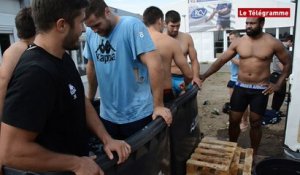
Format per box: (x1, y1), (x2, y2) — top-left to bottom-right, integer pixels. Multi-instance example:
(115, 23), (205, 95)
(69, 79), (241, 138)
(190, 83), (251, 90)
(170, 32), (189, 75)
(149, 30), (175, 89)
(234, 33), (277, 85)
(0, 40), (31, 118)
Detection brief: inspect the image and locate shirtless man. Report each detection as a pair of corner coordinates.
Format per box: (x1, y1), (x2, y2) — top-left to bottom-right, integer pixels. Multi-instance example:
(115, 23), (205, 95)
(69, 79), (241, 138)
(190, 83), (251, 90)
(227, 31), (249, 132)
(164, 10), (201, 96)
(200, 17), (291, 155)
(0, 7), (36, 121)
(143, 6), (193, 103)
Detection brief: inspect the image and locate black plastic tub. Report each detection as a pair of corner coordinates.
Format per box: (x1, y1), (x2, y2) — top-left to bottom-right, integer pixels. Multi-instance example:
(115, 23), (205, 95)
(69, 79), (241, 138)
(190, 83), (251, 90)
(3, 85), (200, 175)
(254, 158), (300, 175)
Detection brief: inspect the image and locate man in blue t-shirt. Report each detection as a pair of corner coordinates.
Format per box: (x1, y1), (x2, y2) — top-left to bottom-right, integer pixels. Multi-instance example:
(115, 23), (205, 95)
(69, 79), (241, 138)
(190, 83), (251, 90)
(83, 0), (172, 140)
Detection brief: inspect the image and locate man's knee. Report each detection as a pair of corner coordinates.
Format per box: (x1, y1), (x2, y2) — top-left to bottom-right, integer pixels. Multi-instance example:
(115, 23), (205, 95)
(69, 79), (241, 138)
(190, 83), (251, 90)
(250, 118), (262, 128)
(229, 111), (244, 124)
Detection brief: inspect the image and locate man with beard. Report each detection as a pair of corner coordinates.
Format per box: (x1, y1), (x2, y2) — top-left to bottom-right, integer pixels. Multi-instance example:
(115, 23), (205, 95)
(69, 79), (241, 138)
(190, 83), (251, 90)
(164, 10), (201, 96)
(83, 0), (172, 140)
(200, 17), (291, 155)
(143, 6), (193, 103)
(0, 0), (130, 174)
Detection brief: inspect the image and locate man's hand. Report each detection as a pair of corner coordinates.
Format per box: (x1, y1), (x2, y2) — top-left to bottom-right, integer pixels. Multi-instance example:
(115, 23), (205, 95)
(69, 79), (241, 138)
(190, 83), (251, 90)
(199, 74), (206, 82)
(192, 76), (202, 89)
(74, 156), (104, 175)
(103, 138), (131, 164)
(152, 106), (172, 126)
(262, 83), (281, 95)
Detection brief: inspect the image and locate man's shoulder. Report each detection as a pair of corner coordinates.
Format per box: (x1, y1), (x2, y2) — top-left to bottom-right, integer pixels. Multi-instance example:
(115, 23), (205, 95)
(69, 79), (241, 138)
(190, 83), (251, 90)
(160, 33), (176, 42)
(173, 32), (191, 44)
(121, 16), (143, 25)
(262, 33), (283, 47)
(3, 41), (28, 56)
(179, 32), (191, 38)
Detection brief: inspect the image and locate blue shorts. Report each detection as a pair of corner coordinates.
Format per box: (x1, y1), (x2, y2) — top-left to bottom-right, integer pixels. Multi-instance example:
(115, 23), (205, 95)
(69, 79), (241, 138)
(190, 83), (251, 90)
(172, 74), (192, 96)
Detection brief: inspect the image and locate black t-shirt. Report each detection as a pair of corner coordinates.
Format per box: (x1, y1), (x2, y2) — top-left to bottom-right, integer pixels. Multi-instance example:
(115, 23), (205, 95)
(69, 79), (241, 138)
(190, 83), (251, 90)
(3, 45), (89, 156)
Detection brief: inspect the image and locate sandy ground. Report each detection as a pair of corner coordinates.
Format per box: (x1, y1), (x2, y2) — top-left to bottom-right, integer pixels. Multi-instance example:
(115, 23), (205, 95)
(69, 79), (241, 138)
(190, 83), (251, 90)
(197, 63), (287, 158)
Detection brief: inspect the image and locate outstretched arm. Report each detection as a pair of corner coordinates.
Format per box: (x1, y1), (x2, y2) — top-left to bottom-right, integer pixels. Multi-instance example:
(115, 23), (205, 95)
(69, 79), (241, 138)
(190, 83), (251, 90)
(201, 44), (237, 81)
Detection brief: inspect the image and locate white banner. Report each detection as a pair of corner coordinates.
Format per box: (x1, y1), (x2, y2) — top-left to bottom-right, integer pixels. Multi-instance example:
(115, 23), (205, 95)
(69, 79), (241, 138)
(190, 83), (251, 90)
(188, 0), (234, 32)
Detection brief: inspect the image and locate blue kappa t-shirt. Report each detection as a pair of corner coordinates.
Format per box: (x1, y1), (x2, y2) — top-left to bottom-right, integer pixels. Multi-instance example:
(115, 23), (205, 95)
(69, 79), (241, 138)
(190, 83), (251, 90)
(83, 16), (155, 124)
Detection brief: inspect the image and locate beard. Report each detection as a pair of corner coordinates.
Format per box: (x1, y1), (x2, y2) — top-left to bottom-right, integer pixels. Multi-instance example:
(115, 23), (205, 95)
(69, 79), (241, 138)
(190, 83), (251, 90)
(168, 30), (178, 37)
(63, 29), (80, 50)
(98, 19), (113, 37)
(246, 26), (262, 37)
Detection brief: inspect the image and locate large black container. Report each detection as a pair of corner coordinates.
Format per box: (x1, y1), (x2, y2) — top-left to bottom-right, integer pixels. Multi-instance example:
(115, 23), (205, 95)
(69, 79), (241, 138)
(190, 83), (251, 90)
(254, 158), (300, 175)
(3, 85), (200, 175)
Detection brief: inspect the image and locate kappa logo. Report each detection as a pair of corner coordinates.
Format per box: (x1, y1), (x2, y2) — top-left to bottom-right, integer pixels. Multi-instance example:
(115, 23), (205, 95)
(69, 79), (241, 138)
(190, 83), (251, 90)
(139, 32), (144, 38)
(68, 84), (77, 100)
(95, 39), (116, 64)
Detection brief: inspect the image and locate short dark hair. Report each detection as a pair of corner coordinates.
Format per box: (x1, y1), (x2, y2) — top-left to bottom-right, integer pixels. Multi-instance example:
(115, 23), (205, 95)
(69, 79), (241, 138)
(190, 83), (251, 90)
(31, 0), (88, 32)
(85, 0), (108, 19)
(165, 10), (181, 24)
(284, 35), (293, 43)
(258, 17), (265, 24)
(229, 31), (240, 37)
(143, 6), (164, 26)
(15, 7), (36, 39)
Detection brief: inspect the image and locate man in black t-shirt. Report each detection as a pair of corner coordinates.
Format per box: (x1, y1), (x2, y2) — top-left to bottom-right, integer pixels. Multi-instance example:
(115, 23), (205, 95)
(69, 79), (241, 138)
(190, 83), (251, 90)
(0, 1), (131, 175)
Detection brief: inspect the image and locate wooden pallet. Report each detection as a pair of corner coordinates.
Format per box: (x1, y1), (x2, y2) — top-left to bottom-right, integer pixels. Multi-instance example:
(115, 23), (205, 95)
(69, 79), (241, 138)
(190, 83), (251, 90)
(186, 137), (253, 175)
(229, 147), (253, 175)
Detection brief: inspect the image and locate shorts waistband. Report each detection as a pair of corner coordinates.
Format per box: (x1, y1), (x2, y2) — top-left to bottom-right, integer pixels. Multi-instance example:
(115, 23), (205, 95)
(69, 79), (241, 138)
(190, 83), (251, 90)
(171, 74), (184, 78)
(235, 81), (267, 90)
(163, 89), (173, 95)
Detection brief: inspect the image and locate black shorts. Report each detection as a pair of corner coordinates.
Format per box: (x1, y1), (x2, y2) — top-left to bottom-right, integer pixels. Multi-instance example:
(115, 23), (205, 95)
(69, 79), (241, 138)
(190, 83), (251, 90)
(164, 89), (175, 103)
(100, 115), (152, 140)
(230, 85), (269, 116)
(227, 80), (236, 88)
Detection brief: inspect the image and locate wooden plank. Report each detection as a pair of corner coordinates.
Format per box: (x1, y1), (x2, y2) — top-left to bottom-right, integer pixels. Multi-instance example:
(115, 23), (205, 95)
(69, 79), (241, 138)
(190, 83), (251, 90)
(186, 163), (198, 175)
(229, 147), (241, 175)
(187, 159), (229, 171)
(195, 148), (232, 157)
(201, 137), (237, 147)
(191, 153), (230, 164)
(242, 148), (253, 175)
(199, 142), (237, 152)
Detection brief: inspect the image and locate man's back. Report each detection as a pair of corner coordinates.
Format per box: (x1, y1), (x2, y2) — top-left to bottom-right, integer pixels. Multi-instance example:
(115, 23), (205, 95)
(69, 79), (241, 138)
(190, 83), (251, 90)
(149, 30), (192, 90)
(149, 30), (178, 89)
(0, 41), (30, 118)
